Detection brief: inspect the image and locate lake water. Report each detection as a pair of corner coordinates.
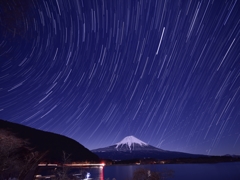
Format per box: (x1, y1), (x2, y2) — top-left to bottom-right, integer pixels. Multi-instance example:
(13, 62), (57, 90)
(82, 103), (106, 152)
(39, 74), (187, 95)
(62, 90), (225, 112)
(102, 162), (240, 180)
(36, 162), (240, 179)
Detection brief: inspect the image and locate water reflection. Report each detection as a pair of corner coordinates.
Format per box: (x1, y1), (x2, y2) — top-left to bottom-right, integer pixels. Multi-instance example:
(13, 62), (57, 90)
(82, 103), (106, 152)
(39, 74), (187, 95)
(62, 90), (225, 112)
(35, 166), (105, 180)
(99, 167), (104, 180)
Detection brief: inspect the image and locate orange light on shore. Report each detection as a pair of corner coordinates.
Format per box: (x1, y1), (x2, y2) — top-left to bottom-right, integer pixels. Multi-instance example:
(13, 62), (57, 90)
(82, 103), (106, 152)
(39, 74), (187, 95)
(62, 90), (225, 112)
(38, 163), (105, 168)
(64, 163), (105, 167)
(99, 163), (105, 169)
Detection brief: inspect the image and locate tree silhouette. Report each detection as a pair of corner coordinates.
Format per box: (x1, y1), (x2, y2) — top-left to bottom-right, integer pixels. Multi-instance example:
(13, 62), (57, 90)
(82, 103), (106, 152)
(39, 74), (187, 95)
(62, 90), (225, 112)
(0, 0), (33, 38)
(0, 129), (46, 179)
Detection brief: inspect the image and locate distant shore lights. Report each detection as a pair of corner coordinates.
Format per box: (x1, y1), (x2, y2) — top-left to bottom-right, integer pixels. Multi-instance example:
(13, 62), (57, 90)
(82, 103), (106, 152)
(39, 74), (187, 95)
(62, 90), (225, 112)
(38, 163), (105, 168)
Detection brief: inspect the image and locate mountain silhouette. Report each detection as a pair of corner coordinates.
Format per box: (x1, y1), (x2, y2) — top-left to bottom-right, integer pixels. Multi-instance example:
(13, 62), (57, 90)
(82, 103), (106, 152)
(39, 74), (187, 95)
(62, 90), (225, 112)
(0, 119), (99, 162)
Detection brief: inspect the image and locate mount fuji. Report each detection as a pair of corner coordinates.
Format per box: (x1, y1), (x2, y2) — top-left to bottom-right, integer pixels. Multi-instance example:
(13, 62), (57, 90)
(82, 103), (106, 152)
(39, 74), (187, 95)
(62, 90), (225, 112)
(92, 136), (205, 161)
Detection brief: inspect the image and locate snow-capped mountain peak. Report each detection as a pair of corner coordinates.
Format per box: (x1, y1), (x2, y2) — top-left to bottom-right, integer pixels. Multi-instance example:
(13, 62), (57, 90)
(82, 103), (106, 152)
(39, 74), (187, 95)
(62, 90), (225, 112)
(115, 136), (148, 150)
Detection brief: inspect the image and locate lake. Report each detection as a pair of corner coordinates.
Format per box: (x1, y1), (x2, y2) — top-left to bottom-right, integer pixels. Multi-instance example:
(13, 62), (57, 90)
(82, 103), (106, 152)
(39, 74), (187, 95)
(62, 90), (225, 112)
(36, 162), (240, 179)
(102, 162), (240, 180)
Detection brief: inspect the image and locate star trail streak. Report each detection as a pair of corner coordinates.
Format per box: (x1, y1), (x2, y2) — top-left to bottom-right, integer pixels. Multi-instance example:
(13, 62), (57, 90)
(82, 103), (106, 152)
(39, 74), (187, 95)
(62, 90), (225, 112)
(0, 0), (240, 155)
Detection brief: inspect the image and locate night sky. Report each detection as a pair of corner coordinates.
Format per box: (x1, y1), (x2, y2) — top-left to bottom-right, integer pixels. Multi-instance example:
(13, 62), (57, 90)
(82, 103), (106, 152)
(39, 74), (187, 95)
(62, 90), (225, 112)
(1, 0), (240, 156)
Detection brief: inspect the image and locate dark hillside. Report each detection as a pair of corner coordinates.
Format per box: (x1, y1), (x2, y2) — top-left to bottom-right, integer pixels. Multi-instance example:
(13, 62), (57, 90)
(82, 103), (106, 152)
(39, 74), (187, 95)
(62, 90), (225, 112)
(0, 119), (99, 162)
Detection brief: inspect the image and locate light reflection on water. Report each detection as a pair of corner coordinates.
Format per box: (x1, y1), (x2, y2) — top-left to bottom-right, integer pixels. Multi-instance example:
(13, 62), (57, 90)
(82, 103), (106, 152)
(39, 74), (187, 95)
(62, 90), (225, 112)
(36, 166), (104, 180)
(99, 168), (104, 180)
(75, 167), (104, 180)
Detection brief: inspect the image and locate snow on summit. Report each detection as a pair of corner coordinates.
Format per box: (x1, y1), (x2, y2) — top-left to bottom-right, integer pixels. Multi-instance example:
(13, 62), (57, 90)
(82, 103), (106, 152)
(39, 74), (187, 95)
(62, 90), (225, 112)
(116, 136), (148, 150)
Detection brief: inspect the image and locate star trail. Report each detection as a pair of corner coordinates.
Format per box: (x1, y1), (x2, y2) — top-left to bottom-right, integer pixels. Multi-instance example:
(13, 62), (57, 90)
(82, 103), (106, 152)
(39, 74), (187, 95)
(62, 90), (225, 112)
(0, 0), (240, 155)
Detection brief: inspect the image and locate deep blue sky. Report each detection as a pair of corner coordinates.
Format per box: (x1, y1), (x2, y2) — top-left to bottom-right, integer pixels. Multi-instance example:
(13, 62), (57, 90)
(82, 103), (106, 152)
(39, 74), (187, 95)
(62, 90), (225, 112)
(0, 0), (240, 155)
